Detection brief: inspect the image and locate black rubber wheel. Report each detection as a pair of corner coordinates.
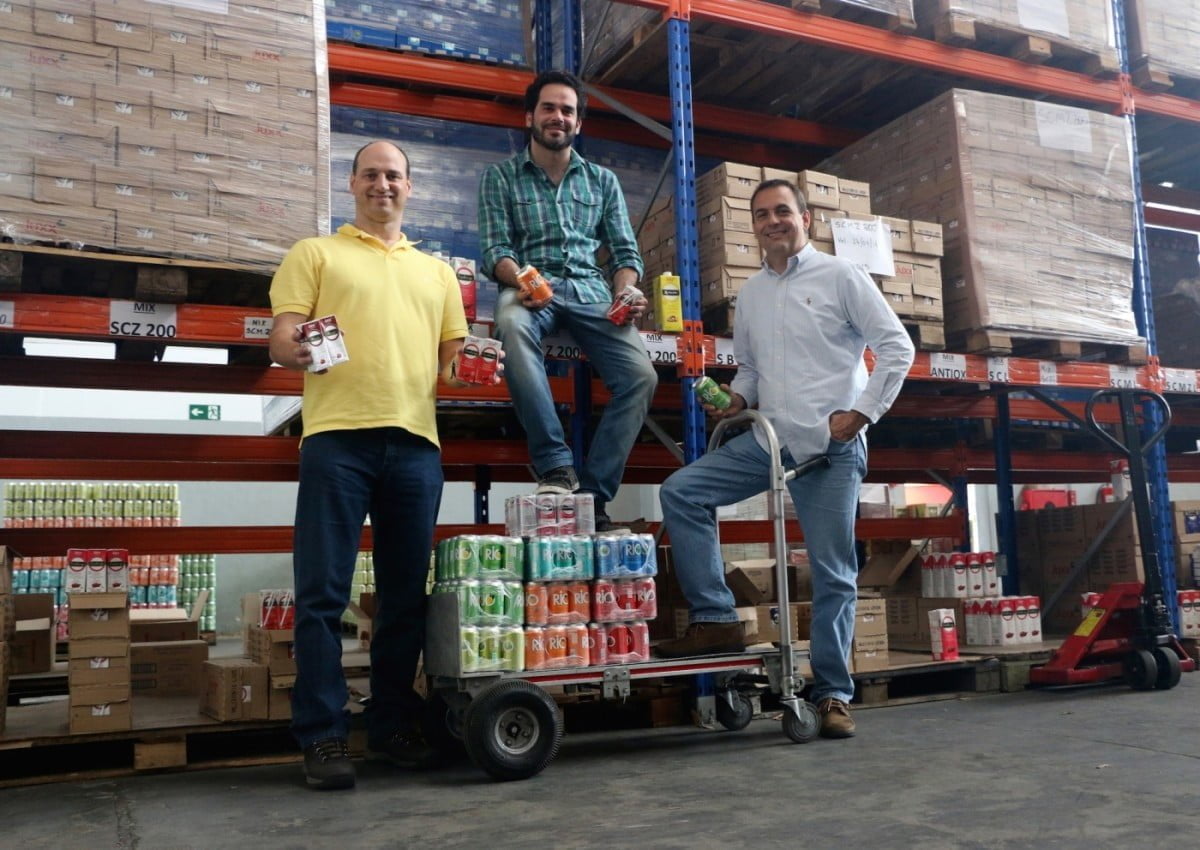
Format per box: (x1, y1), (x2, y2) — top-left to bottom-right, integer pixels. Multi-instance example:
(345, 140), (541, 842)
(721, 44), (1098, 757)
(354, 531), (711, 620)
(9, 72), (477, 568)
(422, 691), (467, 760)
(781, 701), (820, 744)
(463, 680), (563, 781)
(715, 692), (754, 731)
(1152, 647), (1182, 691)
(1123, 649), (1159, 691)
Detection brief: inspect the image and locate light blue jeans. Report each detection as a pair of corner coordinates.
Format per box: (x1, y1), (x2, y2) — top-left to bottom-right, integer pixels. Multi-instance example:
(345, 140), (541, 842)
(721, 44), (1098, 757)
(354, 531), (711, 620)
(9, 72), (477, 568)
(494, 277), (657, 505)
(660, 430), (866, 703)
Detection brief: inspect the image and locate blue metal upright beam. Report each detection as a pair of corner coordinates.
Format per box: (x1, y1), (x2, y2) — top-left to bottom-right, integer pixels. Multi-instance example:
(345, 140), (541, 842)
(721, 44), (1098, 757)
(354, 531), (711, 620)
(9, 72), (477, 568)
(534, 0), (553, 72)
(561, 0), (581, 77)
(993, 391), (1019, 595)
(1112, 0), (1180, 633)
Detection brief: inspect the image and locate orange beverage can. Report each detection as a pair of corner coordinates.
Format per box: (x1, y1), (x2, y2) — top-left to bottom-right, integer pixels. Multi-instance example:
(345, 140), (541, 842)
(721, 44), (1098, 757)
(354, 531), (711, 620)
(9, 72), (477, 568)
(524, 626), (548, 670)
(547, 582), (571, 625)
(515, 264), (554, 306)
(544, 625), (569, 668)
(566, 623), (588, 666)
(524, 582), (549, 626)
(567, 581), (590, 624)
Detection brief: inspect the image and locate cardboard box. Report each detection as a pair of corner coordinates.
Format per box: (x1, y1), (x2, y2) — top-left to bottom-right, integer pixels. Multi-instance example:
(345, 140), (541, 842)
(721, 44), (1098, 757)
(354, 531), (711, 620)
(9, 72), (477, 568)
(71, 680), (131, 706)
(698, 230), (761, 269)
(94, 165), (152, 214)
(881, 216), (912, 252)
(69, 700), (132, 734)
(1174, 500), (1200, 543)
(268, 680), (292, 720)
(120, 48), (174, 94)
(93, 6), (152, 51)
(32, 157), (93, 205)
(852, 633), (890, 672)
(0, 546), (13, 594)
(0, 594), (14, 640)
(201, 658), (268, 722)
(885, 595), (921, 640)
(129, 590), (206, 642)
(754, 603), (801, 644)
(725, 560), (776, 605)
(701, 265), (753, 307)
(855, 597), (888, 637)
(68, 652), (131, 686)
(11, 592), (53, 674)
(911, 220), (944, 256)
(245, 624), (296, 675)
(838, 178), (871, 214)
(68, 592), (129, 640)
(696, 162), (762, 204)
(795, 601), (813, 639)
(698, 195), (753, 234)
(68, 635), (129, 661)
(797, 170), (840, 209)
(130, 640), (209, 696)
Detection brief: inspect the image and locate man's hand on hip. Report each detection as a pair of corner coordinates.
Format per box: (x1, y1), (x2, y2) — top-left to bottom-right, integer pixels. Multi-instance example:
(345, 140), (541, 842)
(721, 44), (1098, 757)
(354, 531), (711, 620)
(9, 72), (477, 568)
(829, 409), (869, 441)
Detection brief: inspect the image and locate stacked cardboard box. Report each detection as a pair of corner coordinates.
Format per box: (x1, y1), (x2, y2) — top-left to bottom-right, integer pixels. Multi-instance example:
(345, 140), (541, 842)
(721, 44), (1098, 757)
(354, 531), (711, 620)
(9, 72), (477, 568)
(129, 593), (208, 697)
(68, 591), (131, 733)
(230, 592), (293, 721)
(1126, 0), (1200, 86)
(819, 89), (1140, 349)
(0, 0), (328, 267)
(852, 597), (889, 672)
(201, 658), (268, 722)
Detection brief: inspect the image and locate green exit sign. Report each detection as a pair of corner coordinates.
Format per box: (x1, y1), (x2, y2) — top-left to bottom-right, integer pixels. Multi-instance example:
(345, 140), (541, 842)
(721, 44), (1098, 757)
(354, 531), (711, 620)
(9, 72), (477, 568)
(189, 404), (221, 421)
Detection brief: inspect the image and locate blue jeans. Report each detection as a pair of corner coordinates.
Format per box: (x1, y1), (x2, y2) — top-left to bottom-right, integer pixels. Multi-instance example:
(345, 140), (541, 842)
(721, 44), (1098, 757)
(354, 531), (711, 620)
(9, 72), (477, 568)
(291, 427), (444, 749)
(659, 431), (866, 703)
(494, 277), (658, 505)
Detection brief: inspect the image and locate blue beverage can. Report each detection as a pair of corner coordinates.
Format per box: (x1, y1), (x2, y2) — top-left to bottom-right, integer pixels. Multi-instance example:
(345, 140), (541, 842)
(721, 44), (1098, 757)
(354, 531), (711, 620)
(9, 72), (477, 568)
(525, 537), (548, 581)
(595, 535), (621, 579)
(619, 534), (653, 577)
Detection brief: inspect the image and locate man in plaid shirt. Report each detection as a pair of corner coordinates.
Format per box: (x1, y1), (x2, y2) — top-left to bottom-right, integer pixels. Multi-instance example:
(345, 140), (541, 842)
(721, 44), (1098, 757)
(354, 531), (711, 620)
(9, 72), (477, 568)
(478, 69), (657, 530)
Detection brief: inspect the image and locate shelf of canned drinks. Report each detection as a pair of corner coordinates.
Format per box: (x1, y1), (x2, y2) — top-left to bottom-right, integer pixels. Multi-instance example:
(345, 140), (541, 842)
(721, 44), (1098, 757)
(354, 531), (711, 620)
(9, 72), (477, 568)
(2, 481), (182, 529)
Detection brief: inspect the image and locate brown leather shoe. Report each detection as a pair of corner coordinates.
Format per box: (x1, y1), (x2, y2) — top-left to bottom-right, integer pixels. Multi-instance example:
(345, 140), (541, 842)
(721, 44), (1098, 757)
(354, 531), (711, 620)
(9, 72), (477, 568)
(655, 622), (745, 658)
(817, 698), (856, 738)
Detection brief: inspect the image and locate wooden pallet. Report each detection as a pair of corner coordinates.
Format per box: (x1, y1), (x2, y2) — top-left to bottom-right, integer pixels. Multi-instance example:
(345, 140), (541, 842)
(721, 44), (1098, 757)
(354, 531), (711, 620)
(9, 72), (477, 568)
(947, 328), (1149, 365)
(850, 650), (1000, 705)
(790, 0), (917, 32)
(918, 1), (1120, 77)
(1131, 59), (1200, 98)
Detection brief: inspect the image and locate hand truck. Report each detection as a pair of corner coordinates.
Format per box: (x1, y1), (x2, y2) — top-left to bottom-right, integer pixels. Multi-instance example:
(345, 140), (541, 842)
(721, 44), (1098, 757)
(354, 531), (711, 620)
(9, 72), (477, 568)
(422, 410), (827, 781)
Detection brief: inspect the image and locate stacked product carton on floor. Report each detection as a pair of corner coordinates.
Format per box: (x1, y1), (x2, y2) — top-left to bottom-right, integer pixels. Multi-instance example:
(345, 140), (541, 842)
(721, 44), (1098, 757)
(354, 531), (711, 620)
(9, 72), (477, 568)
(0, 0), (329, 267)
(1125, 0), (1200, 85)
(68, 590), (131, 733)
(819, 89), (1141, 350)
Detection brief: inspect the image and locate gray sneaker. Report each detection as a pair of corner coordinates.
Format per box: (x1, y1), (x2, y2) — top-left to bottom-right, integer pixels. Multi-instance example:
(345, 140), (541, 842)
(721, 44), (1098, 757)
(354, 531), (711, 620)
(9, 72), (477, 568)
(303, 737), (355, 790)
(536, 466), (579, 494)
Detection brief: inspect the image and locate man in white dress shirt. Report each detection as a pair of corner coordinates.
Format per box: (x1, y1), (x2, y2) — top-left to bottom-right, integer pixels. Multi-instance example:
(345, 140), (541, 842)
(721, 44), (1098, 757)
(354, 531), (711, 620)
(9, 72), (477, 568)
(656, 179), (915, 738)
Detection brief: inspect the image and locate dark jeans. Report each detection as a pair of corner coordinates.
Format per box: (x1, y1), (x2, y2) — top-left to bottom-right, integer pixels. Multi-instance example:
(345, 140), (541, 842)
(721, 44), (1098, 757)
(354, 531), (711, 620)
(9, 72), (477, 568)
(291, 427), (444, 749)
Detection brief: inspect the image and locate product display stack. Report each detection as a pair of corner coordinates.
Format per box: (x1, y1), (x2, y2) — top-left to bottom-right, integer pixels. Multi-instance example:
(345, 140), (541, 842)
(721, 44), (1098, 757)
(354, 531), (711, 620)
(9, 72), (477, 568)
(67, 587), (132, 734)
(243, 591), (296, 721)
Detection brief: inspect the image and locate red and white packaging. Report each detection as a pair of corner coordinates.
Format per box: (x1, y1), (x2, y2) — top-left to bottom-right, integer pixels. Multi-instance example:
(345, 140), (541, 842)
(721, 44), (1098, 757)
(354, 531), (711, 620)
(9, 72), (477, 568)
(105, 548), (129, 592)
(301, 314), (349, 373)
(66, 548), (89, 592)
(1179, 590), (1198, 638)
(979, 599), (998, 646)
(997, 597), (1019, 646)
(1013, 596), (1030, 643)
(964, 599), (981, 646)
(934, 553), (951, 596)
(928, 608), (959, 661)
(981, 551), (999, 597)
(948, 553), (968, 598)
(86, 548), (107, 592)
(260, 589), (295, 629)
(1080, 591), (1103, 618)
(920, 555), (936, 597)
(1024, 596), (1042, 644)
(504, 495), (538, 537)
(966, 552), (984, 598)
(1110, 458), (1131, 501)
(605, 285), (642, 325)
(569, 492), (595, 535)
(455, 335), (503, 385)
(557, 494), (578, 535)
(586, 623), (608, 667)
(452, 256), (477, 322)
(534, 494), (558, 536)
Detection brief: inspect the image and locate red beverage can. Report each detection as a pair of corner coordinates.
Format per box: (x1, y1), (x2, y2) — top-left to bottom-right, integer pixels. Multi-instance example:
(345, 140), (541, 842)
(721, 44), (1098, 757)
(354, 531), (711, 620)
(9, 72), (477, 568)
(587, 623), (608, 667)
(456, 336), (482, 384)
(566, 623), (588, 667)
(524, 626), (548, 671)
(629, 621), (650, 661)
(478, 339), (501, 384)
(614, 580), (639, 621)
(544, 625), (568, 668)
(525, 582), (549, 626)
(567, 581), (590, 624)
(634, 577), (657, 620)
(605, 285), (641, 325)
(547, 583), (571, 625)
(607, 623), (633, 658)
(592, 579), (617, 621)
(516, 264), (554, 306)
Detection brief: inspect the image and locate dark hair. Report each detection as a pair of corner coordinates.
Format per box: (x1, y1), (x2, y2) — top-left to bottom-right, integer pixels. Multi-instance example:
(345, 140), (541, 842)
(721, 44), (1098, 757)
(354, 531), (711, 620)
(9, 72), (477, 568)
(524, 70), (587, 120)
(351, 140), (410, 178)
(750, 179), (808, 213)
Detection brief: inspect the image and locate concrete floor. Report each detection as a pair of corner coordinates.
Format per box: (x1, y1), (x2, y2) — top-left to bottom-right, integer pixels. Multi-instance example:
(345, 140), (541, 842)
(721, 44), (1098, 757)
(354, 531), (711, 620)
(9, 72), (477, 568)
(5, 677), (1198, 849)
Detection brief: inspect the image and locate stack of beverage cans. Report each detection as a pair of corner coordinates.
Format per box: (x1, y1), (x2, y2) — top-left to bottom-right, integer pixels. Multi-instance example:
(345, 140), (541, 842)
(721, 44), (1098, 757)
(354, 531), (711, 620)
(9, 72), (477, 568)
(434, 535), (527, 673)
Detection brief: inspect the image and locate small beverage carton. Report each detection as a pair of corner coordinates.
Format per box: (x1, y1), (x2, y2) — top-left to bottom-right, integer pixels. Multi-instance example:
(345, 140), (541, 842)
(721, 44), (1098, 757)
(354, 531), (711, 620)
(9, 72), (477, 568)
(66, 548), (89, 592)
(301, 315), (349, 372)
(966, 552), (984, 597)
(928, 608), (958, 661)
(451, 256), (477, 322)
(105, 548), (129, 592)
(86, 548), (108, 592)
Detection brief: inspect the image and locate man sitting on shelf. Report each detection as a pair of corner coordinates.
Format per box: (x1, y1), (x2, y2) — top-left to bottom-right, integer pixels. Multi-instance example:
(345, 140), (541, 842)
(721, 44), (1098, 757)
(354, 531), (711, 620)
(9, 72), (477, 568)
(269, 140), (495, 790)
(655, 179), (915, 740)
(477, 69), (657, 531)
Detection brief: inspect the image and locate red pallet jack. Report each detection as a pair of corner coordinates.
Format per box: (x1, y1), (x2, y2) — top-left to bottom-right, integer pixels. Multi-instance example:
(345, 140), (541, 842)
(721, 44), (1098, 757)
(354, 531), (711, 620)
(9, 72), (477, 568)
(1029, 389), (1195, 689)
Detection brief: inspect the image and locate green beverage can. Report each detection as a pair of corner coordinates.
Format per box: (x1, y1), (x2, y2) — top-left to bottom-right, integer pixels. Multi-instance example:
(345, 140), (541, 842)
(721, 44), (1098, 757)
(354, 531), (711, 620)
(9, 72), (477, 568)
(478, 535), (506, 578)
(460, 626), (480, 673)
(479, 579), (507, 624)
(527, 537), (551, 581)
(450, 536), (480, 579)
(499, 625), (524, 671)
(505, 581), (524, 624)
(693, 375), (732, 410)
(459, 580), (484, 624)
(500, 536), (525, 581)
(477, 626), (502, 672)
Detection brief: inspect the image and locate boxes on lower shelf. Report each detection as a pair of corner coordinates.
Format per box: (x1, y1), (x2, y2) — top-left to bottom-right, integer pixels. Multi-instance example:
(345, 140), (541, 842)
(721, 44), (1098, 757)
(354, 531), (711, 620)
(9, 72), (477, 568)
(131, 640), (209, 697)
(201, 659), (269, 722)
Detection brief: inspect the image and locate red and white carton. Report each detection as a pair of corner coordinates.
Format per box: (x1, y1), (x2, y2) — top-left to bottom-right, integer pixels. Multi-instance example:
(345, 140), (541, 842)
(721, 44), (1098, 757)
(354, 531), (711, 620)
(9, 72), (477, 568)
(105, 548), (129, 592)
(572, 492), (595, 535)
(997, 597), (1019, 646)
(505, 495), (538, 537)
(86, 548), (107, 592)
(452, 256), (477, 322)
(301, 314), (349, 373)
(605, 285), (642, 325)
(1081, 591), (1103, 617)
(981, 551), (999, 597)
(980, 599), (998, 646)
(1110, 458), (1131, 501)
(964, 599), (981, 646)
(1013, 595), (1030, 643)
(557, 494), (578, 535)
(534, 494), (558, 536)
(966, 552), (984, 598)
(66, 548), (89, 592)
(1025, 596), (1042, 644)
(920, 554), (936, 597)
(948, 553), (968, 598)
(928, 608), (959, 661)
(934, 553), (951, 597)
(455, 335), (503, 385)
(478, 337), (501, 383)
(1179, 590), (1198, 638)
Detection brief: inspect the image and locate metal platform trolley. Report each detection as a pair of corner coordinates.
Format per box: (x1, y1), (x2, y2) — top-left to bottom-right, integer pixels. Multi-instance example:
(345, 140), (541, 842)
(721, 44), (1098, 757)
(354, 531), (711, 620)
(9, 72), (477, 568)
(422, 410), (826, 781)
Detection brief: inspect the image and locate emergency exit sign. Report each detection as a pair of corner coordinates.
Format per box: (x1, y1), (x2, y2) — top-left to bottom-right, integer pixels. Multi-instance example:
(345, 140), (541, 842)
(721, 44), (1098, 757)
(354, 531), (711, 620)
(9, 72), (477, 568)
(189, 404), (221, 421)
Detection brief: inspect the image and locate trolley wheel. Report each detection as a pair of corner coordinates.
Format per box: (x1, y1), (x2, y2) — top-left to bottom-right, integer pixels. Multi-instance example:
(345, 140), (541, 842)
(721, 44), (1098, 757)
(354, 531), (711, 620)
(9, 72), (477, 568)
(1152, 647), (1182, 691)
(421, 691), (467, 759)
(463, 680), (563, 781)
(781, 701), (821, 744)
(1123, 649), (1159, 691)
(715, 692), (754, 732)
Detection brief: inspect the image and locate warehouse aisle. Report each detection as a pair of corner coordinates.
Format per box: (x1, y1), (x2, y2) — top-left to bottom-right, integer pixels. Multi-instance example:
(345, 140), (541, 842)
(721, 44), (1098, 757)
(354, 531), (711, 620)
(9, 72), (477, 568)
(6, 677), (1198, 849)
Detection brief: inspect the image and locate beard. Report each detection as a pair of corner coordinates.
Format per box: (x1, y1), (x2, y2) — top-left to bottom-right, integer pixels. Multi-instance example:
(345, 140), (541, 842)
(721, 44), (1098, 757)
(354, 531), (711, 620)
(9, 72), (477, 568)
(531, 121), (575, 151)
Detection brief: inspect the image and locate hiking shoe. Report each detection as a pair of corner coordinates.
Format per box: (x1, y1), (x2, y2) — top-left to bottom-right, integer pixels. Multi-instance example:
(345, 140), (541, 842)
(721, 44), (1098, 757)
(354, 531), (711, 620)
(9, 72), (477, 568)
(655, 622), (745, 658)
(366, 728), (437, 769)
(303, 737), (355, 790)
(817, 698), (856, 738)
(594, 510), (614, 533)
(536, 465), (579, 494)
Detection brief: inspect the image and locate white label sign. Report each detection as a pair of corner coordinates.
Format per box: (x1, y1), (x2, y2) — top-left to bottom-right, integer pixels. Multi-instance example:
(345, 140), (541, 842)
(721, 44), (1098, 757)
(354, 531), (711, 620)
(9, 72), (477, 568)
(713, 337), (737, 367)
(987, 356), (1011, 383)
(1035, 102), (1093, 153)
(0, 299), (14, 329)
(1039, 361), (1058, 385)
(243, 316), (273, 340)
(1108, 365), (1139, 389)
(928, 352), (968, 381)
(541, 331), (583, 361)
(640, 332), (678, 366)
(1163, 368), (1198, 394)
(109, 300), (178, 339)
(831, 217), (895, 277)
(1017, 0), (1070, 39)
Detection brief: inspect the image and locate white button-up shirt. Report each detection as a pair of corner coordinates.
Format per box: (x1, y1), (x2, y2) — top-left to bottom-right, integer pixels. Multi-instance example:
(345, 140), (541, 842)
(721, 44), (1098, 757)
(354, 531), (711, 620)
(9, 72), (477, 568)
(730, 243), (915, 463)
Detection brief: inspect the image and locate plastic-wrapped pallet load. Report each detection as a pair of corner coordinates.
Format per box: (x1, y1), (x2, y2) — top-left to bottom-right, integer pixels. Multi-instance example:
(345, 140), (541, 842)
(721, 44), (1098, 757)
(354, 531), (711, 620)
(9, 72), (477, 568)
(920, 0), (1117, 72)
(1147, 228), (1200, 368)
(820, 89), (1141, 349)
(1126, 0), (1200, 87)
(0, 0), (330, 269)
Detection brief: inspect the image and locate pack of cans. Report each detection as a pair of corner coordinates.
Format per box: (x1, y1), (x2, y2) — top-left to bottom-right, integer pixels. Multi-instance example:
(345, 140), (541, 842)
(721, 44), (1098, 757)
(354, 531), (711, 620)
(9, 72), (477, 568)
(436, 535), (524, 582)
(524, 581), (591, 626)
(523, 623), (589, 670)
(459, 624), (525, 673)
(595, 533), (657, 579)
(525, 535), (595, 582)
(591, 578), (657, 622)
(260, 589), (295, 629)
(590, 621), (651, 664)
(504, 493), (595, 536)
(434, 580), (524, 627)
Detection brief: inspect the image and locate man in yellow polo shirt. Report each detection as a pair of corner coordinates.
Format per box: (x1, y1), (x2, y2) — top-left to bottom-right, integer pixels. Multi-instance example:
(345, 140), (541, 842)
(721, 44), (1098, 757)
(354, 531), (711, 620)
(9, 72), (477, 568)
(269, 140), (484, 790)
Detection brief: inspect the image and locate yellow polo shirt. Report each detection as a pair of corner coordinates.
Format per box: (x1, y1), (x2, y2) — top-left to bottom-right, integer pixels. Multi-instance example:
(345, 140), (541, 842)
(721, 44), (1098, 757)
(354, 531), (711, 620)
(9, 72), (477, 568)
(270, 223), (469, 445)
